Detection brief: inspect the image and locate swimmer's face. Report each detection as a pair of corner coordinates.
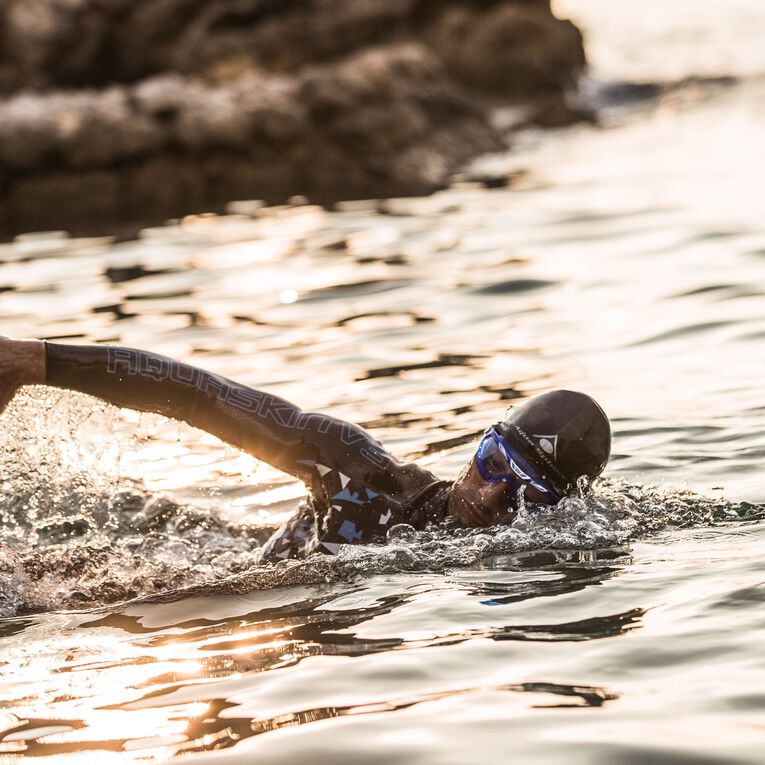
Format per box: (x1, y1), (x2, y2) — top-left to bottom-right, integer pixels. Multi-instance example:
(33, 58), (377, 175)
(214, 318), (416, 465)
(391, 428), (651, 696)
(447, 453), (553, 528)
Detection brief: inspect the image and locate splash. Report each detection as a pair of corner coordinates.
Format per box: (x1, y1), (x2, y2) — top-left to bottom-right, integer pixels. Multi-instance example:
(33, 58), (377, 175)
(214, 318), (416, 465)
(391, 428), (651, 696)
(0, 389), (276, 616)
(1, 390), (762, 616)
(1, 473), (760, 616)
(0, 388), (121, 548)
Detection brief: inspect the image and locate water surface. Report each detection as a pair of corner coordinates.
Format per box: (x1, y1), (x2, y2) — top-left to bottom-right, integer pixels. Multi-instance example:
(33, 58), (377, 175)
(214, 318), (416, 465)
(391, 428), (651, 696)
(2, 3), (765, 762)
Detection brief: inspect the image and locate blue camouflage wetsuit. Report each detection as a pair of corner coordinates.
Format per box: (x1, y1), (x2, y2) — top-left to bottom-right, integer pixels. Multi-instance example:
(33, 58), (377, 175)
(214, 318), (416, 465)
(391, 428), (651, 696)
(45, 343), (451, 561)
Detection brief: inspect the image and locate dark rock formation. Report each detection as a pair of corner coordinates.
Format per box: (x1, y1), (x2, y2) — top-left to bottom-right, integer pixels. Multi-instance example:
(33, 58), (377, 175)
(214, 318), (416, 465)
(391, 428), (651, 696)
(0, 0), (586, 237)
(423, 2), (584, 97)
(0, 0), (584, 94)
(0, 0), (415, 92)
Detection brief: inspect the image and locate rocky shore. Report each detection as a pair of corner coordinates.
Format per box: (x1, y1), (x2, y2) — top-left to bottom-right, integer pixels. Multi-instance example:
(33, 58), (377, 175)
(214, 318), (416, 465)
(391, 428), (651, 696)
(0, 0), (586, 237)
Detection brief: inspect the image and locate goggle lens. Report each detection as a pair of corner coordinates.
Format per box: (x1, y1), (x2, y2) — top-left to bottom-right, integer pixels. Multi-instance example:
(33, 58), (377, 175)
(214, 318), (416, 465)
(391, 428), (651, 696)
(476, 429), (560, 504)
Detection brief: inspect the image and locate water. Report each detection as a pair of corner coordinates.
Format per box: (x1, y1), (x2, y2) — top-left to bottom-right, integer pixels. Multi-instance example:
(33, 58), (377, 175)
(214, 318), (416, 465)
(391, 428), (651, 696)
(2, 3), (765, 761)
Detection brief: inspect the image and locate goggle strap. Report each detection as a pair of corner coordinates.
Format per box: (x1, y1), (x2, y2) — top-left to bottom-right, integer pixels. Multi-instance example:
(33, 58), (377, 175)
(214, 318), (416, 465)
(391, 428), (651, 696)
(503, 424), (569, 495)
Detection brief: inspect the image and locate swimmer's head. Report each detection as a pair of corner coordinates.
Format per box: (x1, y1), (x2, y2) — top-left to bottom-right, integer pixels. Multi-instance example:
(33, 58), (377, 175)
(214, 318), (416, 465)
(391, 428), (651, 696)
(447, 390), (611, 527)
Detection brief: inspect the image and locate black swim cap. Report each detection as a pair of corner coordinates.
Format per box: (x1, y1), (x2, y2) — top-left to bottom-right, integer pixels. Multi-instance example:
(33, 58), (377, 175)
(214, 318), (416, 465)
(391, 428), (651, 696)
(496, 390), (611, 496)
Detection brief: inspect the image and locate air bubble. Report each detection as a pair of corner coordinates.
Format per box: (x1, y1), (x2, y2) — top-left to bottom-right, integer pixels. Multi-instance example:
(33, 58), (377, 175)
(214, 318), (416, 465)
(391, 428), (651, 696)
(386, 523), (416, 544)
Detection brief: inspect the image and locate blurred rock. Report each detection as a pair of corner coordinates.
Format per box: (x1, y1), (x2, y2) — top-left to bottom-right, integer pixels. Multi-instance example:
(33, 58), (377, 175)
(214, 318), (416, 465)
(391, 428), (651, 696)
(0, 0), (586, 236)
(423, 1), (584, 98)
(0, 0), (584, 95)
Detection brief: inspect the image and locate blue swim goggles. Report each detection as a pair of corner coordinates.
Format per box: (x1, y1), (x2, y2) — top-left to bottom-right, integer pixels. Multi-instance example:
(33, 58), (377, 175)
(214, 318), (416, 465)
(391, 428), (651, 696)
(476, 427), (562, 505)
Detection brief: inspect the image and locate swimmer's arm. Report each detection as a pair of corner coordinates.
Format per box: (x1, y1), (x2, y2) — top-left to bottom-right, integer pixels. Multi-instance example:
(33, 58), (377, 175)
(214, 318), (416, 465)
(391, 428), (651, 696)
(0, 338), (45, 414)
(34, 340), (392, 480)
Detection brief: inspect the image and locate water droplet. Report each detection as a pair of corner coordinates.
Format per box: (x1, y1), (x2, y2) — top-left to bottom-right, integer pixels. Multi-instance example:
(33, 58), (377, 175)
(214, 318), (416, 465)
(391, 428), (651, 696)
(386, 523), (416, 544)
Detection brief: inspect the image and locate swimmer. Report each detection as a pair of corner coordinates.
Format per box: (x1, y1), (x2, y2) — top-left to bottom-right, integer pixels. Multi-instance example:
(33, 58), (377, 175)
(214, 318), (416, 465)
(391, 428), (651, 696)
(0, 336), (610, 561)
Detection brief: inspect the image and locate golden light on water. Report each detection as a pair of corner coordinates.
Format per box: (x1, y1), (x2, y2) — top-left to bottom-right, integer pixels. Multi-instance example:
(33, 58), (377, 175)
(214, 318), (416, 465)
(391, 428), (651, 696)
(2, 3), (765, 762)
(0, 622), (290, 758)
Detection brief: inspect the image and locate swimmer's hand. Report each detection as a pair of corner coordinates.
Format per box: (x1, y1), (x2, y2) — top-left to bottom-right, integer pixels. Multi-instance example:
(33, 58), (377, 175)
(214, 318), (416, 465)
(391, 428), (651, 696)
(0, 336), (45, 415)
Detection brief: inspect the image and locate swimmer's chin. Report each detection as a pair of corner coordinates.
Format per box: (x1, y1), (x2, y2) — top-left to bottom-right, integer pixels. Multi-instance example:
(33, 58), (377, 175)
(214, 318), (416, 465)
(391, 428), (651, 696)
(447, 486), (518, 528)
(447, 494), (492, 528)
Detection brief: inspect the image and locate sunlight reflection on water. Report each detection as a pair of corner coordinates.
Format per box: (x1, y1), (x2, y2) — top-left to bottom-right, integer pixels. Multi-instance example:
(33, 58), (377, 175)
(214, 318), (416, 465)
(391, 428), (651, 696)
(2, 4), (765, 760)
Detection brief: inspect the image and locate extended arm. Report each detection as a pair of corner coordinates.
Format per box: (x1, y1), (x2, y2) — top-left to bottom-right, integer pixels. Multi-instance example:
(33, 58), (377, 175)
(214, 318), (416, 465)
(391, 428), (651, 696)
(0, 337), (45, 413)
(0, 337), (393, 482)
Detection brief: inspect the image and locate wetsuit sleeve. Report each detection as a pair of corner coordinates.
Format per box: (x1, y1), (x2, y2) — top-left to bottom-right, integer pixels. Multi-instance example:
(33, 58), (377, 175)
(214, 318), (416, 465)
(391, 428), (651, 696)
(44, 342), (394, 482)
